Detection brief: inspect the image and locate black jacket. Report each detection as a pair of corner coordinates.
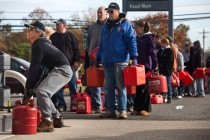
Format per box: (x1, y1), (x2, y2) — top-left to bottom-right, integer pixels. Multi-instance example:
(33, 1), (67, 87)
(50, 31), (80, 66)
(157, 47), (174, 76)
(26, 38), (69, 90)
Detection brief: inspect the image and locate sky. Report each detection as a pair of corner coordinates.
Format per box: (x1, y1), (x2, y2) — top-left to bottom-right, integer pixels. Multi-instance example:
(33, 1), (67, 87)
(0, 0), (210, 50)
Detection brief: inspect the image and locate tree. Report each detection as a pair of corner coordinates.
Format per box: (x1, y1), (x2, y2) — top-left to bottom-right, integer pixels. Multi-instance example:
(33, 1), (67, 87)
(23, 7), (53, 26)
(135, 12), (190, 51)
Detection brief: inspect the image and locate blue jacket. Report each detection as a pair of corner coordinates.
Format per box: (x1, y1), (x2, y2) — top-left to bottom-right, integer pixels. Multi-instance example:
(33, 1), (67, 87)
(97, 18), (138, 67)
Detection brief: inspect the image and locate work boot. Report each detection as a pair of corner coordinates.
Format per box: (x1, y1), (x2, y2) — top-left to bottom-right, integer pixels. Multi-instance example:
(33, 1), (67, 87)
(99, 111), (117, 118)
(37, 118), (54, 132)
(53, 116), (64, 128)
(140, 110), (150, 116)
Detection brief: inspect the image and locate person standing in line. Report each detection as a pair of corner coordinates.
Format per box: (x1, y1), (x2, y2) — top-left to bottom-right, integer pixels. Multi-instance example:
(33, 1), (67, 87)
(131, 20), (158, 116)
(45, 27), (55, 39)
(182, 42), (193, 96)
(96, 2), (138, 119)
(84, 6), (107, 113)
(154, 34), (162, 53)
(50, 18), (80, 112)
(157, 38), (174, 103)
(189, 40), (205, 97)
(23, 20), (72, 132)
(176, 47), (185, 98)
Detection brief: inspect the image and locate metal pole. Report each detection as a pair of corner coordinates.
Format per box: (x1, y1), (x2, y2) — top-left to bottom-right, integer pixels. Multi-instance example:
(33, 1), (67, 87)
(168, 0), (173, 38)
(122, 0), (127, 14)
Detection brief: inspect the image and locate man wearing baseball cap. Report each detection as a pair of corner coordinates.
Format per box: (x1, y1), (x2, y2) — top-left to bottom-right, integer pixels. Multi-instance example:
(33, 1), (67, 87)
(24, 20), (73, 132)
(50, 18), (80, 112)
(97, 2), (138, 119)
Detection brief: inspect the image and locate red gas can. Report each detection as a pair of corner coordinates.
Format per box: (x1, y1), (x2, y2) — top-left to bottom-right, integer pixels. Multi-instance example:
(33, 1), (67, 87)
(124, 65), (146, 86)
(180, 71), (193, 86)
(86, 66), (104, 87)
(171, 72), (180, 89)
(206, 68), (210, 76)
(151, 94), (164, 104)
(12, 105), (37, 134)
(193, 67), (205, 79)
(101, 92), (106, 111)
(89, 47), (99, 62)
(148, 75), (168, 93)
(36, 107), (42, 126)
(70, 92), (80, 112)
(126, 86), (136, 94)
(76, 92), (92, 114)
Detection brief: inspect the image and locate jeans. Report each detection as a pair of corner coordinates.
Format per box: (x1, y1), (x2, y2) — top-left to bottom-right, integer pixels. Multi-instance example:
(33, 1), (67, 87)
(88, 87), (102, 109)
(52, 69), (77, 109)
(36, 65), (72, 118)
(127, 94), (135, 108)
(104, 64), (127, 112)
(166, 76), (172, 97)
(172, 87), (178, 97)
(194, 78), (205, 96)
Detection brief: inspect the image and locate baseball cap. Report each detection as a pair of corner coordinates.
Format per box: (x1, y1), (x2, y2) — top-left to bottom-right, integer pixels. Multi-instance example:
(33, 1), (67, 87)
(105, 2), (120, 10)
(54, 18), (67, 25)
(24, 20), (45, 32)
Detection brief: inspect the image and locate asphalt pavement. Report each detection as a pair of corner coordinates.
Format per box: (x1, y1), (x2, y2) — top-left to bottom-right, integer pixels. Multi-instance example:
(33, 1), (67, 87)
(1, 94), (210, 140)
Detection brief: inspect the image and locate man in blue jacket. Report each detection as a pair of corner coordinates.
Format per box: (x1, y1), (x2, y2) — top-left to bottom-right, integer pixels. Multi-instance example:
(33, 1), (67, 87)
(96, 2), (138, 119)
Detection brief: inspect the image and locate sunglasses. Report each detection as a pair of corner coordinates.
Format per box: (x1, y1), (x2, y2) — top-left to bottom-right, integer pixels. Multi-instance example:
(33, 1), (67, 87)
(108, 10), (114, 14)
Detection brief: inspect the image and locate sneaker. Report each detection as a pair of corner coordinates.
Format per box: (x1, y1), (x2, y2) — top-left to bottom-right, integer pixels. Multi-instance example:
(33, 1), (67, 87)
(37, 118), (54, 132)
(177, 95), (182, 99)
(99, 111), (116, 118)
(130, 110), (139, 115)
(53, 116), (64, 128)
(58, 107), (66, 112)
(118, 111), (127, 119)
(140, 110), (150, 116)
(92, 108), (102, 113)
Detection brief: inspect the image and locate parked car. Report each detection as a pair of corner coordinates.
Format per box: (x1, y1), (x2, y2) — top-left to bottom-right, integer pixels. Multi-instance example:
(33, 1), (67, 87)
(5, 57), (30, 94)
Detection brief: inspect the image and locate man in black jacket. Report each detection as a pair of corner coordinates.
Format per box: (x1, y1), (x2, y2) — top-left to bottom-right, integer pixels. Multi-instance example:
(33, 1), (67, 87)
(188, 40), (205, 97)
(24, 20), (72, 132)
(50, 18), (80, 111)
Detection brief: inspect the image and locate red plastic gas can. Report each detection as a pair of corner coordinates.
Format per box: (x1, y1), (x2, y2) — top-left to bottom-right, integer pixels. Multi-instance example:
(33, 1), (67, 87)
(12, 105), (37, 134)
(36, 107), (42, 126)
(151, 94), (164, 104)
(86, 66), (104, 87)
(70, 92), (80, 112)
(76, 92), (92, 114)
(206, 68), (210, 76)
(148, 75), (168, 93)
(179, 71), (193, 86)
(89, 47), (99, 62)
(193, 67), (205, 79)
(124, 65), (146, 86)
(126, 86), (136, 94)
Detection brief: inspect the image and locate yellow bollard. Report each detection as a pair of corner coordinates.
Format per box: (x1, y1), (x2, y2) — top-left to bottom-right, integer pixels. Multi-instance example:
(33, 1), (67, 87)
(7, 100), (11, 113)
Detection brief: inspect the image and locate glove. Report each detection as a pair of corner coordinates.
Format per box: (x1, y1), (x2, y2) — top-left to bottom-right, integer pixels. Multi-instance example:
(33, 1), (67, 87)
(132, 59), (138, 66)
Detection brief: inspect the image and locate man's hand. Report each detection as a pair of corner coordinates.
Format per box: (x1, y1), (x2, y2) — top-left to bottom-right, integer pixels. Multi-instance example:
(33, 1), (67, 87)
(73, 61), (80, 71)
